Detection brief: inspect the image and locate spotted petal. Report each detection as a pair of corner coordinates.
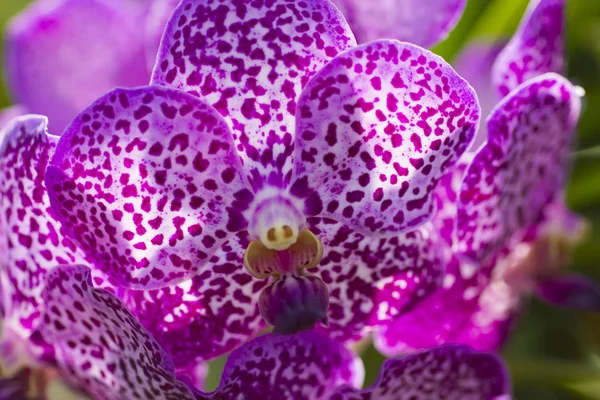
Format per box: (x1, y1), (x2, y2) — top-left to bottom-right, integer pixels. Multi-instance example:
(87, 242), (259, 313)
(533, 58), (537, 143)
(311, 218), (443, 342)
(5, 0), (149, 133)
(46, 86), (251, 289)
(330, 346), (510, 400)
(32, 265), (196, 400)
(0, 116), (86, 343)
(457, 73), (581, 262)
(144, 0), (180, 70)
(374, 255), (522, 355)
(535, 274), (600, 312)
(124, 233), (267, 366)
(152, 0), (356, 191)
(492, 0), (565, 97)
(331, 0), (466, 48)
(293, 40), (479, 235)
(196, 330), (363, 400)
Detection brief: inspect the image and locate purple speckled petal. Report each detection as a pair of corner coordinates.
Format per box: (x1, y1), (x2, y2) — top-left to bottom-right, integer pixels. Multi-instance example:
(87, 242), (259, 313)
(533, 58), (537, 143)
(535, 274), (600, 312)
(431, 158), (470, 248)
(330, 345), (510, 400)
(196, 331), (363, 400)
(331, 0), (466, 47)
(152, 0), (356, 191)
(375, 254), (522, 355)
(293, 40), (479, 235)
(492, 0), (565, 97)
(46, 86), (251, 289)
(453, 42), (506, 149)
(457, 73), (581, 262)
(0, 115), (87, 343)
(144, 0), (180, 71)
(32, 265), (196, 400)
(310, 218), (443, 342)
(0, 105), (28, 130)
(124, 232), (267, 366)
(5, 0), (149, 133)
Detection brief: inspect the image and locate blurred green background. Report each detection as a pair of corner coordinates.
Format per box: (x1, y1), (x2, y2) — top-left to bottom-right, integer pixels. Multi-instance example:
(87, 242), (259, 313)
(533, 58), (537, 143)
(1, 0), (600, 398)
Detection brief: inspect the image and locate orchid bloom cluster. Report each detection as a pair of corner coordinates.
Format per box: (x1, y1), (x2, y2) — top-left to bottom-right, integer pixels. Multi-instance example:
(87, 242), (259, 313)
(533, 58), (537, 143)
(0, 0), (592, 398)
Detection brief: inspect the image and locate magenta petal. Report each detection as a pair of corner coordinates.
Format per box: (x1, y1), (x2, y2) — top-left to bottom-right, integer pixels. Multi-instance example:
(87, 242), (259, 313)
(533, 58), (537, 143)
(0, 115), (87, 341)
(331, 345), (510, 400)
(294, 40), (479, 235)
(535, 274), (600, 312)
(492, 0), (565, 97)
(124, 233), (267, 366)
(5, 0), (149, 133)
(453, 42), (506, 149)
(374, 256), (522, 355)
(196, 331), (363, 400)
(32, 265), (196, 400)
(331, 0), (466, 47)
(457, 74), (581, 262)
(46, 86), (251, 289)
(310, 218), (443, 342)
(152, 0), (356, 190)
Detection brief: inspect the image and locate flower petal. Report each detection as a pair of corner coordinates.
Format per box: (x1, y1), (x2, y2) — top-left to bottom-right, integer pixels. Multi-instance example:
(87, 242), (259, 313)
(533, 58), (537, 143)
(196, 331), (364, 400)
(151, 0), (356, 190)
(46, 86), (251, 289)
(492, 0), (565, 97)
(5, 0), (149, 133)
(293, 40), (479, 235)
(32, 265), (196, 400)
(124, 232), (267, 366)
(535, 274), (600, 312)
(0, 115), (86, 340)
(331, 345), (510, 400)
(310, 218), (443, 342)
(457, 73), (581, 262)
(374, 255), (522, 355)
(453, 41), (506, 149)
(144, 0), (180, 71)
(331, 0), (466, 47)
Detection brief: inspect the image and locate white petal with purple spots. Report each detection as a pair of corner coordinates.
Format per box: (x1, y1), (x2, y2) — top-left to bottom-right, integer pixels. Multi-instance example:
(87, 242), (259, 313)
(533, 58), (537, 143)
(492, 0), (565, 97)
(47, 86), (251, 289)
(293, 40), (479, 235)
(457, 73), (581, 262)
(152, 0), (357, 190)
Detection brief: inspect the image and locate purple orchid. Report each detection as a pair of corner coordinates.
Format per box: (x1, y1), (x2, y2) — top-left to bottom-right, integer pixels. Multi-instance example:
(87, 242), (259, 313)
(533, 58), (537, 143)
(372, 0), (594, 356)
(330, 0), (467, 48)
(1, 0), (185, 134)
(19, 264), (510, 400)
(374, 71), (591, 354)
(39, 0), (480, 366)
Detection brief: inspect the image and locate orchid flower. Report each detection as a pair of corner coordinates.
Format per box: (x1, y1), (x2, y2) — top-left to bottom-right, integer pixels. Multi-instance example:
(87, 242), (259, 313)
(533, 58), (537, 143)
(42, 0), (479, 367)
(11, 264), (510, 400)
(1, 0), (182, 133)
(374, 69), (592, 353)
(373, 0), (591, 356)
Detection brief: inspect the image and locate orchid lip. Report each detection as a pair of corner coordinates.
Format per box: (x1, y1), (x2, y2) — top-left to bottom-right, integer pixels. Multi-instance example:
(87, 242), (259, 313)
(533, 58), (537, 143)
(244, 229), (324, 279)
